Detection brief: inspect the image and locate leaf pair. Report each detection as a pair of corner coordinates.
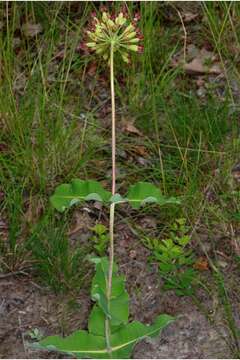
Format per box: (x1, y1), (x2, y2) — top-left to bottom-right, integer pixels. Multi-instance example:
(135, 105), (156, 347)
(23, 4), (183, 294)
(37, 257), (174, 358)
(50, 179), (180, 212)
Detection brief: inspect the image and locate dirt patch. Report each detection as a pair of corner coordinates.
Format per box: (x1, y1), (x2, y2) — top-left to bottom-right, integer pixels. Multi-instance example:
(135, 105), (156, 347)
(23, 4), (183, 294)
(0, 277), (90, 358)
(134, 310), (231, 359)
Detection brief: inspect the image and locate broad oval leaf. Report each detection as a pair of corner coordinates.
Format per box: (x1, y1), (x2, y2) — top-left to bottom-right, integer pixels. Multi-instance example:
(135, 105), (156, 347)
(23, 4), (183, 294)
(50, 179), (111, 212)
(126, 182), (180, 209)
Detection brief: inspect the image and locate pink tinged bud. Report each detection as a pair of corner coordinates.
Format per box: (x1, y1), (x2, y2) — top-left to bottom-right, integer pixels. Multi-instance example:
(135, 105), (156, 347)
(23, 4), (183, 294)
(91, 11), (97, 17)
(133, 12), (141, 22)
(136, 27), (141, 35)
(120, 4), (128, 16)
(111, 13), (116, 20)
(138, 45), (144, 53)
(138, 34), (144, 40)
(100, 5), (107, 12)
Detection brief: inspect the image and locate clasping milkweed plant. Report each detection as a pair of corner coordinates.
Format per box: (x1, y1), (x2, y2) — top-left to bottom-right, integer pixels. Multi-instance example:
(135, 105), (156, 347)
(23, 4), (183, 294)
(38, 7), (180, 359)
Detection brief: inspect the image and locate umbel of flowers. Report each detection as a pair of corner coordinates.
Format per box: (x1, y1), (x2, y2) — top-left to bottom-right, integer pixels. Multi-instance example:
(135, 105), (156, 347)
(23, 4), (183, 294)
(83, 7), (144, 63)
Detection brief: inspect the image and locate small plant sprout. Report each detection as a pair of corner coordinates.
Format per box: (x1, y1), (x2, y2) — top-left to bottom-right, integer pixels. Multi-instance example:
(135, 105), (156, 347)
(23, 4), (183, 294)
(90, 223), (109, 257)
(142, 218), (197, 296)
(38, 6), (180, 359)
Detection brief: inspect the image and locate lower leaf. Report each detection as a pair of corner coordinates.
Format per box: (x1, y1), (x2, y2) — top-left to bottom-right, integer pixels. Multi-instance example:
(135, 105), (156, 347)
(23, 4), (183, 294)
(38, 314), (174, 359)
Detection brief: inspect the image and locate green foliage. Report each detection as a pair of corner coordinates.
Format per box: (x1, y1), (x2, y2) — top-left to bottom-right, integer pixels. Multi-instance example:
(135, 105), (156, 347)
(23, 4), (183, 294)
(142, 218), (197, 296)
(90, 224), (109, 256)
(50, 180), (180, 211)
(27, 217), (88, 292)
(126, 182), (180, 209)
(38, 257), (174, 358)
(50, 179), (112, 212)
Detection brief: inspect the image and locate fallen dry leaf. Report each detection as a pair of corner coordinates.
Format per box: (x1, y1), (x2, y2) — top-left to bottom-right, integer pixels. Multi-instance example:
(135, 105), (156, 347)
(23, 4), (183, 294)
(172, 45), (222, 75)
(121, 122), (143, 136)
(183, 58), (222, 75)
(22, 23), (43, 37)
(132, 145), (149, 157)
(193, 257), (209, 271)
(182, 12), (198, 23)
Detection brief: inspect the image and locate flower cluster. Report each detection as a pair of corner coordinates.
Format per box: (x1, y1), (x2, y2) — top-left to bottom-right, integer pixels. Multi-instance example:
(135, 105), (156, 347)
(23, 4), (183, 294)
(82, 6), (144, 63)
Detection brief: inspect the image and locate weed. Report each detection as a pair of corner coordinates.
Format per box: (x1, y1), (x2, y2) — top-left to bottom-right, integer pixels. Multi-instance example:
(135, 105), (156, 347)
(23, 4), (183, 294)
(142, 218), (197, 296)
(26, 328), (44, 342)
(27, 215), (88, 293)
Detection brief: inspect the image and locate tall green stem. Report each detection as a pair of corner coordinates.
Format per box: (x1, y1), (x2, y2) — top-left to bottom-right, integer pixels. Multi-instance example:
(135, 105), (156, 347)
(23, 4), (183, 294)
(110, 42), (116, 196)
(105, 41), (116, 357)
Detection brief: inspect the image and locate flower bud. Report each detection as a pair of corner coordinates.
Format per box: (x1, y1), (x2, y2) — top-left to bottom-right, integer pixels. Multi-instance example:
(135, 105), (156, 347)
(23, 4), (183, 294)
(106, 18), (115, 29)
(128, 37), (140, 43)
(86, 42), (97, 49)
(115, 12), (126, 26)
(102, 12), (110, 23)
(133, 12), (141, 22)
(127, 44), (138, 52)
(124, 31), (137, 40)
(122, 23), (135, 36)
(121, 52), (130, 63)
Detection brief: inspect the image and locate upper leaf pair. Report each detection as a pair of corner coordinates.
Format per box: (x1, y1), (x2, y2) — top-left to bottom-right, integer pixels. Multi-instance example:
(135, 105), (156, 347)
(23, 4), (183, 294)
(50, 179), (180, 212)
